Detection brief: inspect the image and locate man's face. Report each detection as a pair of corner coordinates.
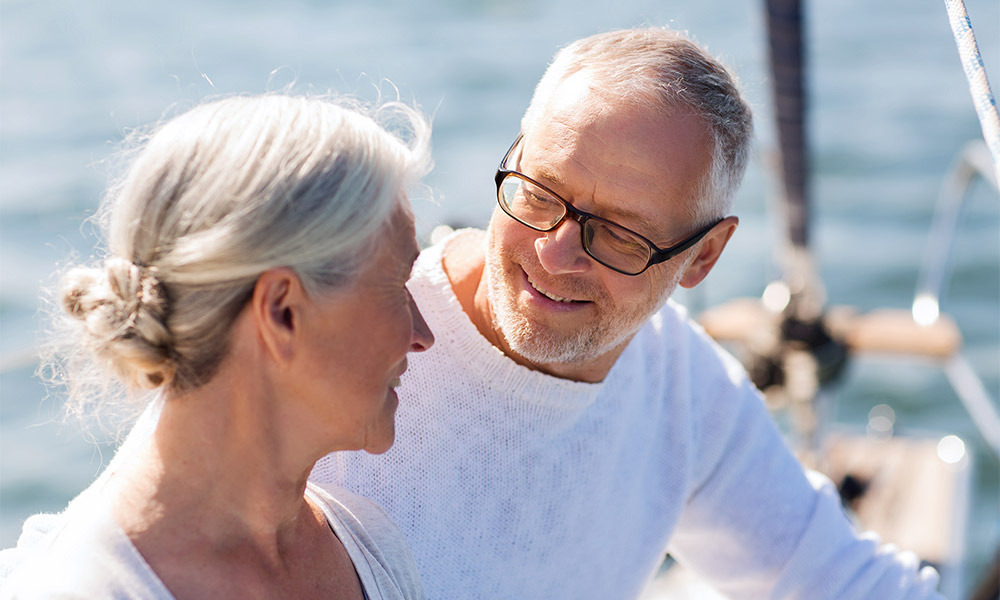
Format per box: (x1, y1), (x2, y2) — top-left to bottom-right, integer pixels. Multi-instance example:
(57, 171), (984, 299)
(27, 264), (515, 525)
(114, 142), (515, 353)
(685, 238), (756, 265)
(484, 73), (714, 379)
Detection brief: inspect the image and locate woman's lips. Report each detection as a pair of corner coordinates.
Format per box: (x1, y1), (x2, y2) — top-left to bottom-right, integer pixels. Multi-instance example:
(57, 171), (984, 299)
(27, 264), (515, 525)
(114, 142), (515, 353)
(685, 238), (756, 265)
(389, 360), (408, 389)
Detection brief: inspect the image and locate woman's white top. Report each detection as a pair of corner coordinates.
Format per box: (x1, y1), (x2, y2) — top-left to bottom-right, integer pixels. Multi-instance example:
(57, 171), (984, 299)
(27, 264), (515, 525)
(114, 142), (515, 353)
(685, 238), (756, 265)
(0, 481), (424, 599)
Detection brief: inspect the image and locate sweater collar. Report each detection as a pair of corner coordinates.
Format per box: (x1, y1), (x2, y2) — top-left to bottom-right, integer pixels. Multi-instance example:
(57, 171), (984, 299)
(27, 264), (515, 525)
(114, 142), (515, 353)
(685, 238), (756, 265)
(409, 228), (617, 410)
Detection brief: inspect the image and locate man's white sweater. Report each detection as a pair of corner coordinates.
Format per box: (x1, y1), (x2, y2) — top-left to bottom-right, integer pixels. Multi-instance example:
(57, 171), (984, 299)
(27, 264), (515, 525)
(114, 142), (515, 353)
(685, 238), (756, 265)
(312, 229), (942, 599)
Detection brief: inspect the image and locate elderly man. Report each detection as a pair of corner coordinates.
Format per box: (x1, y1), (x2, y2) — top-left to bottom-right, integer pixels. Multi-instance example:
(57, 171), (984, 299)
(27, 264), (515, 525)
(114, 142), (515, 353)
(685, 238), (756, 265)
(312, 28), (944, 599)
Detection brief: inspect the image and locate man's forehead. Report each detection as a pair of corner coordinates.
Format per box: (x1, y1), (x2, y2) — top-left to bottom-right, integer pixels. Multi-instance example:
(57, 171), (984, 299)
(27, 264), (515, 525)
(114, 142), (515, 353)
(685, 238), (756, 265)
(542, 70), (602, 117)
(519, 115), (709, 244)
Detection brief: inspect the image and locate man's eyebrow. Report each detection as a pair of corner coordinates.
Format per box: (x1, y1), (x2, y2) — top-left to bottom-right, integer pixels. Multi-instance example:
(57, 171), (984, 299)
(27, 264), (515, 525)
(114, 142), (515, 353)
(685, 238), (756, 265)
(531, 166), (664, 241)
(604, 207), (663, 240)
(532, 164), (567, 189)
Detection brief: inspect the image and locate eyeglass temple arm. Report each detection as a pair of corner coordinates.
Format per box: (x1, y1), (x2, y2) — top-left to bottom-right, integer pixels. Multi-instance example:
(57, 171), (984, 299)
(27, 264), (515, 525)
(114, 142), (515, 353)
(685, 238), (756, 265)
(647, 220), (721, 266)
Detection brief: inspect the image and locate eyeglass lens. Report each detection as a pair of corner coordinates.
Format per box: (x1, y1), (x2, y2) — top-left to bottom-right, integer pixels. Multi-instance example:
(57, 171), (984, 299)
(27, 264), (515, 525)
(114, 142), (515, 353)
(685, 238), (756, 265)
(498, 174), (653, 274)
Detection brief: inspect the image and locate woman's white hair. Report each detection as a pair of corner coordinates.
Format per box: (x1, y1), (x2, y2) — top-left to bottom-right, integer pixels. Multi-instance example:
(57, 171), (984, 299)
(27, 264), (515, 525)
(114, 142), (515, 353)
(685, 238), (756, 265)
(521, 27), (753, 226)
(44, 93), (431, 417)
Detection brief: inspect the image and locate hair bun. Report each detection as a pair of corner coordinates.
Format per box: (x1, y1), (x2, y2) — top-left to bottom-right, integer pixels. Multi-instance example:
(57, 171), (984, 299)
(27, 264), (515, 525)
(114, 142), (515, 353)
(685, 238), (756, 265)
(61, 257), (174, 389)
(104, 257), (168, 326)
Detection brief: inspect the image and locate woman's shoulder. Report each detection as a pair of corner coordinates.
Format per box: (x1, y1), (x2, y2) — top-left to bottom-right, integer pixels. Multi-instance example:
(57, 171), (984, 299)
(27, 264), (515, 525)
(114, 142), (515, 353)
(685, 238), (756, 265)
(306, 481), (410, 559)
(306, 482), (425, 600)
(307, 481), (395, 528)
(1, 496), (172, 599)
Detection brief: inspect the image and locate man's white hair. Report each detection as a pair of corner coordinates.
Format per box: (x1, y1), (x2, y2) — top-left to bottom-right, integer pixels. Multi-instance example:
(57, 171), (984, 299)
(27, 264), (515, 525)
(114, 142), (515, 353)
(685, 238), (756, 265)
(521, 27), (753, 226)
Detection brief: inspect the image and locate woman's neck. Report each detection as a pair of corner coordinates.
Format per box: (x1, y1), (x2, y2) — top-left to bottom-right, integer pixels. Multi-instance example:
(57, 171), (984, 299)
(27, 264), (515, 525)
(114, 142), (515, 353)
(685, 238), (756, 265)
(108, 365), (321, 566)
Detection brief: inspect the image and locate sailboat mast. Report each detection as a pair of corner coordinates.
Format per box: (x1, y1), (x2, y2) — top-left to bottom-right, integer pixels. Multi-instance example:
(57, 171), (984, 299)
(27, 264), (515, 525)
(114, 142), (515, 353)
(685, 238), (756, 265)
(765, 0), (809, 250)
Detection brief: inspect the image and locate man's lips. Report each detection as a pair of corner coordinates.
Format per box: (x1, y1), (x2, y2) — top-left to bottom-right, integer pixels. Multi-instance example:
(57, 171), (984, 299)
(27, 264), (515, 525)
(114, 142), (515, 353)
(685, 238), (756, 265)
(524, 270), (587, 304)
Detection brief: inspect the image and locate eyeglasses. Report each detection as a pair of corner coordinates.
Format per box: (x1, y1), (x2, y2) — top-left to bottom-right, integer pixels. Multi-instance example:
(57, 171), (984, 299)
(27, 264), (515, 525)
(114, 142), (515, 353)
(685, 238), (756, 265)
(494, 134), (721, 276)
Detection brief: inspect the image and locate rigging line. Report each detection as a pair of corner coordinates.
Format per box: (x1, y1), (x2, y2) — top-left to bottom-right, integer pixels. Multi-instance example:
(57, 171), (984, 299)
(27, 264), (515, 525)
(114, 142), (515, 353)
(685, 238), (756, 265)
(944, 354), (1000, 458)
(944, 0), (1000, 184)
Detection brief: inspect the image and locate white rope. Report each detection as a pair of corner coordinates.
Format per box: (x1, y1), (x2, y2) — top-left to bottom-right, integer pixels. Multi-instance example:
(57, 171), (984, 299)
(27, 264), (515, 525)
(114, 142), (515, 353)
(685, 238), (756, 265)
(944, 0), (1000, 185)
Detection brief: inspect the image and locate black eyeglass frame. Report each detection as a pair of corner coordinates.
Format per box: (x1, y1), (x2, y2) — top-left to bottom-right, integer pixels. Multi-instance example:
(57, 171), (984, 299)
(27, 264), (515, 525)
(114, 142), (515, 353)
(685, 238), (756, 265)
(493, 133), (722, 276)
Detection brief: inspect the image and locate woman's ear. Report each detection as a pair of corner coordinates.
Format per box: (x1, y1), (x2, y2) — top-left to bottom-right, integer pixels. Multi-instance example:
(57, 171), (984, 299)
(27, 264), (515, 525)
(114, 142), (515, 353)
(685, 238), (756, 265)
(679, 216), (739, 289)
(251, 268), (304, 362)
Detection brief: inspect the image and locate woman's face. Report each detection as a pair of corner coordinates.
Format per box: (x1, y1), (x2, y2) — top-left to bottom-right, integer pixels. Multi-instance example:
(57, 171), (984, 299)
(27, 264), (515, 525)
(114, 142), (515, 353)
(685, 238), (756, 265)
(298, 208), (433, 455)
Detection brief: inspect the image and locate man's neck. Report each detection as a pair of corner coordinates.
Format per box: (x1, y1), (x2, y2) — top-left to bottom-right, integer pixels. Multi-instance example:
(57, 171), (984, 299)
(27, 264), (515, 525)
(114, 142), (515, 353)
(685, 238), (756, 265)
(441, 230), (496, 347)
(440, 230), (621, 383)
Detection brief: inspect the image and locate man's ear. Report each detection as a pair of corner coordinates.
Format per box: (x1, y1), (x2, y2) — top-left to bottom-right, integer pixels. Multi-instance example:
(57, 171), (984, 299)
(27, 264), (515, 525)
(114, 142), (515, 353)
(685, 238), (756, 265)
(679, 216), (739, 289)
(251, 267), (304, 362)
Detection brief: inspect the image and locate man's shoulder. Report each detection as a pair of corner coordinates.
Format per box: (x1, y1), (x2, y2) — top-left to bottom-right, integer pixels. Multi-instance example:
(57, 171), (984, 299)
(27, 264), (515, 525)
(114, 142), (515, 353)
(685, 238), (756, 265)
(638, 298), (749, 385)
(641, 298), (697, 340)
(420, 227), (485, 288)
(410, 227), (485, 322)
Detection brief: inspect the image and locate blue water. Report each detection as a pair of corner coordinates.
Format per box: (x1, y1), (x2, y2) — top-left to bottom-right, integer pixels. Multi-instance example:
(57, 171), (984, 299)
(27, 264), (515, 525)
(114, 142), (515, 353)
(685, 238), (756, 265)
(1, 0), (997, 593)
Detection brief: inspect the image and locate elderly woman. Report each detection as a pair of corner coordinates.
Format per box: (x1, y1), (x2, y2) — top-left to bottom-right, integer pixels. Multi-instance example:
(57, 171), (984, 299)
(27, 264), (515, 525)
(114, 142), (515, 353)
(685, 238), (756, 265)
(2, 94), (434, 598)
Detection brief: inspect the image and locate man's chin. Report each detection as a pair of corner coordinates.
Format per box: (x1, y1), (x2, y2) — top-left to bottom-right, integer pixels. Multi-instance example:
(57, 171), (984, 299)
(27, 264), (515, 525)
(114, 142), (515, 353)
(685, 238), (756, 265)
(498, 319), (603, 366)
(486, 255), (627, 367)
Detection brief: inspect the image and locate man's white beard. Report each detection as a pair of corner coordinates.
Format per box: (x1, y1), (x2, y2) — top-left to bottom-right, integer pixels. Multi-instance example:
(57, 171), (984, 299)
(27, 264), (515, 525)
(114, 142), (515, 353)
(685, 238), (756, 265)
(483, 248), (681, 368)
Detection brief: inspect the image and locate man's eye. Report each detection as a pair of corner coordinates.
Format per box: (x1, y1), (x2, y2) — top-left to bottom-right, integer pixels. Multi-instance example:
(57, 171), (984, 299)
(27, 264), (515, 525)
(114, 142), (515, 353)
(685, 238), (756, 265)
(604, 226), (633, 244)
(525, 190), (552, 206)
(599, 226), (646, 252)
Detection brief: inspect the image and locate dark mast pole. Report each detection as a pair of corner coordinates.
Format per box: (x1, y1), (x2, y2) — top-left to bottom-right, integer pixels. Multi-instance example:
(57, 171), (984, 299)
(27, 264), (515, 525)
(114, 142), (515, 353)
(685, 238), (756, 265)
(763, 0), (846, 402)
(766, 0), (809, 251)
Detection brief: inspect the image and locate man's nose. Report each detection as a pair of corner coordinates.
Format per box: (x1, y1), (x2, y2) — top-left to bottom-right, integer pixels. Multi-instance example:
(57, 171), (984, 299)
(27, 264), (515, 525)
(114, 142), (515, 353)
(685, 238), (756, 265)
(534, 218), (590, 275)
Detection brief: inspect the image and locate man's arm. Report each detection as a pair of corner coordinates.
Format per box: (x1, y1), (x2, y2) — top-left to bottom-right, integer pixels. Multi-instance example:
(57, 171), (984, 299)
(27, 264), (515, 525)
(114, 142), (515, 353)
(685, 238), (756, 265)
(667, 342), (944, 599)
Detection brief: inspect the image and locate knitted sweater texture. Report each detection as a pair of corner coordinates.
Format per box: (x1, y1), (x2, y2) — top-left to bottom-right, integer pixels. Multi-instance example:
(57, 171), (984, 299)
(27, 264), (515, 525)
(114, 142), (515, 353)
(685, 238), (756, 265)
(311, 229), (942, 600)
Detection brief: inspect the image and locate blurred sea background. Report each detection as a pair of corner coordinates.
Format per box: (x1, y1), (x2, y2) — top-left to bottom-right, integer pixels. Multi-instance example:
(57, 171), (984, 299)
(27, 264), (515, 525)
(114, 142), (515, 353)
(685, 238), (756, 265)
(1, 0), (997, 595)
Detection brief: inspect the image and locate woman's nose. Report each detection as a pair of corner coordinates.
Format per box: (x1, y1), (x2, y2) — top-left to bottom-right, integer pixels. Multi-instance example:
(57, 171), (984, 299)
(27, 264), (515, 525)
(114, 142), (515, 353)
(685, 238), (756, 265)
(409, 292), (434, 352)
